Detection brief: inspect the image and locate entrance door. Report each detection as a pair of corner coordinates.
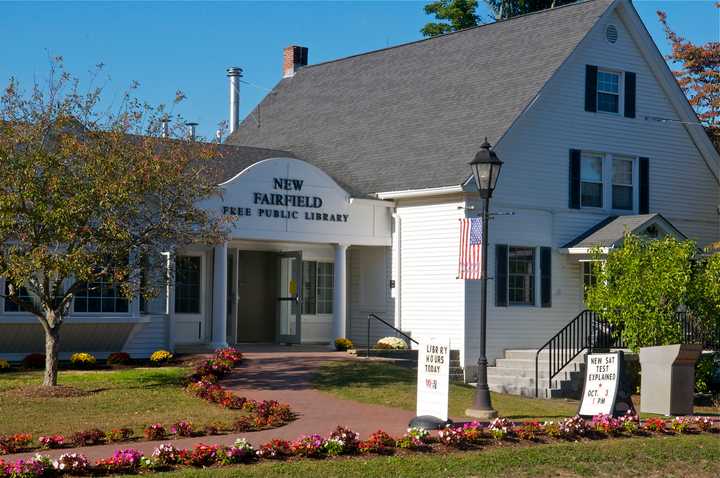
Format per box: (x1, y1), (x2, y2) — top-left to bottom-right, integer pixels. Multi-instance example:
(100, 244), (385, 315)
(278, 252), (302, 343)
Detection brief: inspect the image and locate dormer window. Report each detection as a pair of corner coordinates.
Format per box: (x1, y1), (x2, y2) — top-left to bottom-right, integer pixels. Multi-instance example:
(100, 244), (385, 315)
(597, 70), (620, 113)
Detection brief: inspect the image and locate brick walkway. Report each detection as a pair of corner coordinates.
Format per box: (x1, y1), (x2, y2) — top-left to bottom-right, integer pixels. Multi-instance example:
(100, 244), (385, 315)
(5, 348), (415, 461)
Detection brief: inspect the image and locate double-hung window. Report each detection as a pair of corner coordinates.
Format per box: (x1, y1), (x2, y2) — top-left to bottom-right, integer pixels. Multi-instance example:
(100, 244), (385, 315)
(581, 152), (603, 208)
(174, 256), (202, 314)
(4, 282), (35, 313)
(597, 70), (621, 114)
(508, 247), (535, 306)
(579, 151), (636, 211)
(74, 277), (128, 313)
(301, 261), (334, 315)
(582, 262), (598, 302)
(612, 155), (634, 210)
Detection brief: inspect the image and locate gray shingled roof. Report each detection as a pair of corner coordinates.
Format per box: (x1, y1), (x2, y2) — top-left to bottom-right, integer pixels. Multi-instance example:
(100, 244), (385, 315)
(562, 214), (687, 248)
(226, 0), (614, 196)
(204, 144), (296, 184)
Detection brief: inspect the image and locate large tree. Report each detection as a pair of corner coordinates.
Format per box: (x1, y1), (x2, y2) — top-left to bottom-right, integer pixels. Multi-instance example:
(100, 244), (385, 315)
(421, 0), (579, 37)
(658, 6), (720, 151)
(485, 0), (576, 20)
(421, 0), (481, 37)
(0, 59), (227, 386)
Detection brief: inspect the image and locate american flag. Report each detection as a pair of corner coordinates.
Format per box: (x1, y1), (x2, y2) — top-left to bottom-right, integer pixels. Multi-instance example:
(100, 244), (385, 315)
(458, 218), (483, 279)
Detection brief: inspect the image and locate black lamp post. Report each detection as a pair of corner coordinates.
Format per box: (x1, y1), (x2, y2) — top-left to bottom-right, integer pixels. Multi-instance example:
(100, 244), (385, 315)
(465, 138), (503, 420)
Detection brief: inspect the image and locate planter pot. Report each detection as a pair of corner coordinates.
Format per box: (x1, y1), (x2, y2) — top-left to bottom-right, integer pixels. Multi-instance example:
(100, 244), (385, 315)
(639, 344), (702, 416)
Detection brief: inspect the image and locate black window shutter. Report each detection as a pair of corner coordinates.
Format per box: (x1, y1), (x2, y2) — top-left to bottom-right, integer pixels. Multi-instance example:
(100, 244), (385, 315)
(639, 157), (649, 214)
(540, 247), (552, 308)
(624, 72), (636, 118)
(495, 244), (508, 307)
(585, 65), (598, 112)
(569, 149), (582, 209)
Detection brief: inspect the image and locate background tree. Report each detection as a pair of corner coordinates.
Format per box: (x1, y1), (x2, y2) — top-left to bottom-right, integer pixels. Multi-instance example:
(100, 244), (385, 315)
(585, 234), (698, 351)
(484, 0), (576, 20)
(420, 0), (578, 37)
(0, 59), (228, 386)
(421, 0), (481, 37)
(658, 5), (720, 151)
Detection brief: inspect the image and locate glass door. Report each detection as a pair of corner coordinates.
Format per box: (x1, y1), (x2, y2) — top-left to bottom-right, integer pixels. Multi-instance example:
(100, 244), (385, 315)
(277, 251), (302, 343)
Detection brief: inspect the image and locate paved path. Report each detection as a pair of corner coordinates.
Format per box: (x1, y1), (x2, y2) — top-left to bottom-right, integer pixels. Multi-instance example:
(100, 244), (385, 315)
(5, 349), (415, 461)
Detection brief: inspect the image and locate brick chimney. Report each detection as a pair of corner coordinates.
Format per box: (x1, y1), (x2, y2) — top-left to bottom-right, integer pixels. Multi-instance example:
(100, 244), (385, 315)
(283, 45), (308, 78)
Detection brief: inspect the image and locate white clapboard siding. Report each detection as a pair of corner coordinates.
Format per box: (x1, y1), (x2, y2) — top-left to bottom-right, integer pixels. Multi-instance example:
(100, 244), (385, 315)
(348, 246), (395, 346)
(491, 9), (718, 247)
(123, 315), (170, 357)
(464, 9), (718, 368)
(395, 198), (466, 363)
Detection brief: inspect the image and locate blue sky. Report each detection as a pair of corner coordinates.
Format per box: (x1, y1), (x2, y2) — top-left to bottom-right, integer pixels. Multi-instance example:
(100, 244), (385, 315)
(1, 1), (717, 139)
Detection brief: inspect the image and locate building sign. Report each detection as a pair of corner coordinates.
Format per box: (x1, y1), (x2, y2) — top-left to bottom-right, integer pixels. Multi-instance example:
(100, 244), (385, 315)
(222, 176), (350, 223)
(201, 157), (393, 246)
(578, 351), (635, 417)
(416, 338), (450, 421)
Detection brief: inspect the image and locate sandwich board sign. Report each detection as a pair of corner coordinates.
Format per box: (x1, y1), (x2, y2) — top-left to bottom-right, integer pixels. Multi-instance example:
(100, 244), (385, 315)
(416, 338), (450, 422)
(578, 351), (635, 418)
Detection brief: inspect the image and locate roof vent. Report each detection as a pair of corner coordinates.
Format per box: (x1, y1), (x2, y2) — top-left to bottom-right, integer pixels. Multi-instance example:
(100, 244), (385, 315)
(605, 24), (618, 44)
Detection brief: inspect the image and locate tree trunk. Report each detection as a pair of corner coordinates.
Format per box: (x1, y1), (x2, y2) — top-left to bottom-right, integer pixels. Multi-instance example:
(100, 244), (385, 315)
(43, 322), (61, 387)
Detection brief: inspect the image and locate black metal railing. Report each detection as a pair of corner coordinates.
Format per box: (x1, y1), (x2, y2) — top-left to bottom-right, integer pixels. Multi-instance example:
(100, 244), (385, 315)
(534, 310), (720, 397)
(534, 310), (625, 398)
(366, 313), (419, 358)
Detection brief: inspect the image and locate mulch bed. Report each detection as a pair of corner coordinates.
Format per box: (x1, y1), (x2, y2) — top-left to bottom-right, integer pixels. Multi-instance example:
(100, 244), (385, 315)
(4, 385), (91, 399)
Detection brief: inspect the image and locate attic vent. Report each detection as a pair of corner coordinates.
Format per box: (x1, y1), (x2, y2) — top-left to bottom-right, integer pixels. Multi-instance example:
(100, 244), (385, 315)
(605, 24), (618, 43)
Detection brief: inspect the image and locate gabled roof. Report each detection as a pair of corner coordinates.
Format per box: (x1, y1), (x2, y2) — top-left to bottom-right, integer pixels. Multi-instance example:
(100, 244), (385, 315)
(562, 213), (687, 250)
(226, 0), (615, 196)
(205, 144), (296, 184)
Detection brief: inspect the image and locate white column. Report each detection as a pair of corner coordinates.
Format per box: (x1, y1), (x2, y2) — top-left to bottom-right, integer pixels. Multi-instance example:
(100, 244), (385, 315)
(211, 242), (228, 348)
(332, 243), (349, 343)
(166, 252), (176, 352)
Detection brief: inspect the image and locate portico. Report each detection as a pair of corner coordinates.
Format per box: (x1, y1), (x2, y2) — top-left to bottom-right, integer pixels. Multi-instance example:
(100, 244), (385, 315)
(170, 157), (392, 350)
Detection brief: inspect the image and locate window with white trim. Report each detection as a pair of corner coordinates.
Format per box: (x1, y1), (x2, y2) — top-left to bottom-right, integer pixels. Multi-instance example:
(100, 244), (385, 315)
(301, 261), (334, 315)
(4, 282), (35, 313)
(612, 155), (634, 210)
(74, 277), (128, 313)
(582, 262), (598, 302)
(581, 152), (603, 208)
(174, 256), (202, 314)
(580, 151), (637, 211)
(597, 70), (621, 113)
(508, 247), (535, 305)
(317, 262), (334, 314)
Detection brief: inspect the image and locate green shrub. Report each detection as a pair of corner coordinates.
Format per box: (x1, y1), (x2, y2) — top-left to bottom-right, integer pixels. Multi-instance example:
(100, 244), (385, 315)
(695, 353), (719, 394)
(0, 359), (10, 372)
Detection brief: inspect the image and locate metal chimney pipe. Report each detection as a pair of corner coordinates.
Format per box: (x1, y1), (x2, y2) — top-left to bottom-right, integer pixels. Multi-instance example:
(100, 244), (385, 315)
(185, 122), (198, 141)
(226, 67), (243, 134)
(160, 116), (170, 138)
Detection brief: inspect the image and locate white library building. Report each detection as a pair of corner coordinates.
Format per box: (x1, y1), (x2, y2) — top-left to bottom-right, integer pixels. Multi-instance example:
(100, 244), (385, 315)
(1, 0), (718, 391)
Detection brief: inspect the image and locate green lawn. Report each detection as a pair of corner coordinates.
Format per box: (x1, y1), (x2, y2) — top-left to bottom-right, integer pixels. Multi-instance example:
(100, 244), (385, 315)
(312, 361), (579, 420)
(0, 367), (242, 437)
(119, 434), (720, 478)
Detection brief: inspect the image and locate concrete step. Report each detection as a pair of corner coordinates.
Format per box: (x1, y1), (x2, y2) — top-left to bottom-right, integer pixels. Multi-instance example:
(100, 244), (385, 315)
(504, 349), (588, 361)
(493, 358), (584, 371)
(487, 366), (583, 380)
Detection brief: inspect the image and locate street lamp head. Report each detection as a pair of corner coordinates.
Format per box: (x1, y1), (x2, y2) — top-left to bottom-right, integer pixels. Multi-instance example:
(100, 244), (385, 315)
(469, 138), (503, 199)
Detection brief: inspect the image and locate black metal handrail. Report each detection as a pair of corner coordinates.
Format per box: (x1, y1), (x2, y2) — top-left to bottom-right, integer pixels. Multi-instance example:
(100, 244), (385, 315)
(534, 309), (720, 397)
(366, 313), (419, 358)
(534, 310), (625, 398)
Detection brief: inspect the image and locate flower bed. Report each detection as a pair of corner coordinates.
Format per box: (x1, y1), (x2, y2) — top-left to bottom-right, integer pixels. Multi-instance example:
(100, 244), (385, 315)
(0, 347), (295, 456)
(1, 415), (718, 477)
